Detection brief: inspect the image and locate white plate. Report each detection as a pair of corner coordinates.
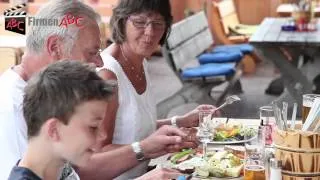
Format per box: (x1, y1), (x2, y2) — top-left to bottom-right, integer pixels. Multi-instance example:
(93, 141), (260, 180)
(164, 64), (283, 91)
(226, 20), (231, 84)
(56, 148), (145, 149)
(208, 135), (257, 145)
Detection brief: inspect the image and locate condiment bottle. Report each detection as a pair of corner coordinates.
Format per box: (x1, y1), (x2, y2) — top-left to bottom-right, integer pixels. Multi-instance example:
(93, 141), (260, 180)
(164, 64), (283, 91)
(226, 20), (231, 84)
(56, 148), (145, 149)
(269, 158), (282, 180)
(260, 119), (273, 146)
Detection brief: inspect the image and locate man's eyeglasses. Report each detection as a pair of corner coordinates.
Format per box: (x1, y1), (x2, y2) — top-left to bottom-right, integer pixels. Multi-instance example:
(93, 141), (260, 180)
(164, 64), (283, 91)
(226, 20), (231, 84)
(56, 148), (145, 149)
(89, 49), (102, 58)
(128, 17), (166, 30)
(87, 49), (103, 67)
(95, 49), (102, 57)
(86, 49), (102, 64)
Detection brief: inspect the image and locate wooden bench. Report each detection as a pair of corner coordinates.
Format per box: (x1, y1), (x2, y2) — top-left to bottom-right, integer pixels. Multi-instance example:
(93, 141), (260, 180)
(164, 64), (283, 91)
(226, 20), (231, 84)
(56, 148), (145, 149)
(161, 11), (242, 106)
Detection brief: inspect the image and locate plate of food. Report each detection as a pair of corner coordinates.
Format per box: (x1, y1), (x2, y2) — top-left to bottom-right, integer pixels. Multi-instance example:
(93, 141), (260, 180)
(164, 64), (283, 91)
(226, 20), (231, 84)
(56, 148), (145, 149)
(208, 123), (257, 145)
(167, 148), (245, 179)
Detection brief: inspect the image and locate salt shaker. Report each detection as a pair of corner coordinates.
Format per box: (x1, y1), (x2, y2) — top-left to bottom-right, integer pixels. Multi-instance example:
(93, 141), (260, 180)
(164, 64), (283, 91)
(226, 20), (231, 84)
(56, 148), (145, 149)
(270, 158), (282, 180)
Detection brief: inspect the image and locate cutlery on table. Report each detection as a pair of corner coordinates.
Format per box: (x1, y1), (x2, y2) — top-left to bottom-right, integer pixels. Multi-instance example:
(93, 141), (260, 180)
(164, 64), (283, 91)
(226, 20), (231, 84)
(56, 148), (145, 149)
(282, 102), (288, 130)
(272, 102), (282, 130)
(211, 95), (241, 118)
(290, 103), (297, 130)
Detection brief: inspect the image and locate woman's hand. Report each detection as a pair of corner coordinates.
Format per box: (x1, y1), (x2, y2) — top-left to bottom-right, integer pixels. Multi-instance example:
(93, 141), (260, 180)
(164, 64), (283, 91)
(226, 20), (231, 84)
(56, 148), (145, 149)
(177, 104), (219, 128)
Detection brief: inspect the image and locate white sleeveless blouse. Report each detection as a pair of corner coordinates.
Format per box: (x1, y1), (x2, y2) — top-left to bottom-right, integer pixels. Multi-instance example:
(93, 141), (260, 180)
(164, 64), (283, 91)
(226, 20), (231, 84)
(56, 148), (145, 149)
(98, 51), (157, 179)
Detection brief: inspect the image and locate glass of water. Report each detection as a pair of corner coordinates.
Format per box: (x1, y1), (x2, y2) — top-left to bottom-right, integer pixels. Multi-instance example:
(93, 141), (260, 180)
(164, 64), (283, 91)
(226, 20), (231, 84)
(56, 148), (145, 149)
(197, 109), (213, 158)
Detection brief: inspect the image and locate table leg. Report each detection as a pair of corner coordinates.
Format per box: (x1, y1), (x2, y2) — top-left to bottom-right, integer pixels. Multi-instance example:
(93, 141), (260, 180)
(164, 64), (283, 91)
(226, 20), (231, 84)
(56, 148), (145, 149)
(253, 45), (313, 104)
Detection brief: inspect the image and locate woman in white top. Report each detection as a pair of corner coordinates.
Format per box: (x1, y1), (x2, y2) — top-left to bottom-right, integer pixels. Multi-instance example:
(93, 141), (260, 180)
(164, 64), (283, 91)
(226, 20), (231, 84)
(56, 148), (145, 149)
(97, 0), (216, 179)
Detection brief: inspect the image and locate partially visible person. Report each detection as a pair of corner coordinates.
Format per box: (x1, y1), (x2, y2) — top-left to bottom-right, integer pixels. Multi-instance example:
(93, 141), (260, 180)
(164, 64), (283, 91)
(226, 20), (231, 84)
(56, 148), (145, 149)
(96, 0), (217, 179)
(8, 61), (115, 180)
(8, 61), (185, 180)
(0, 0), (190, 179)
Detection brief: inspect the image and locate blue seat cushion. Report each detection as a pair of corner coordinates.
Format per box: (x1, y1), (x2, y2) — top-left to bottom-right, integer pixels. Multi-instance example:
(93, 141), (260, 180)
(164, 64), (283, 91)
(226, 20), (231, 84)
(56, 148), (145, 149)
(198, 51), (242, 64)
(181, 63), (235, 79)
(212, 44), (254, 54)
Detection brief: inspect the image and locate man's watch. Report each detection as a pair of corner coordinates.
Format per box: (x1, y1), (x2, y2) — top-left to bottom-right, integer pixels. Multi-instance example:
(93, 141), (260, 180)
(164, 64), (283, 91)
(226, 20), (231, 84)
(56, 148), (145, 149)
(131, 142), (145, 161)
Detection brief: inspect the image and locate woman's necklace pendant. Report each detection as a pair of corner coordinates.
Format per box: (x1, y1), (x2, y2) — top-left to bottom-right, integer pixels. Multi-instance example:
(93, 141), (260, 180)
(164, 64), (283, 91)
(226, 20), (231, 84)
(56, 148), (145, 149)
(120, 45), (145, 82)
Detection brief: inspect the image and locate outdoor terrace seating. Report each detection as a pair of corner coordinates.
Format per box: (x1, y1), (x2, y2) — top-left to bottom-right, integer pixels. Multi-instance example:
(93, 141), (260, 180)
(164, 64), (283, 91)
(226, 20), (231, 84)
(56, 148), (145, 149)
(161, 11), (243, 107)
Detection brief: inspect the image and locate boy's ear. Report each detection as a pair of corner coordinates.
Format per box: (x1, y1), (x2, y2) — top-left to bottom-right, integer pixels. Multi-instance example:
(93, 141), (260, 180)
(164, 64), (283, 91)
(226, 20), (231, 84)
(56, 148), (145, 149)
(46, 118), (61, 141)
(46, 35), (62, 60)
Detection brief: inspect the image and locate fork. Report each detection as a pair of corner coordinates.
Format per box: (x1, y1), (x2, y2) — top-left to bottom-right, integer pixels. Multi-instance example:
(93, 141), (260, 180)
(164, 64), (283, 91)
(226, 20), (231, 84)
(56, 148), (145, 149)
(211, 95), (241, 118)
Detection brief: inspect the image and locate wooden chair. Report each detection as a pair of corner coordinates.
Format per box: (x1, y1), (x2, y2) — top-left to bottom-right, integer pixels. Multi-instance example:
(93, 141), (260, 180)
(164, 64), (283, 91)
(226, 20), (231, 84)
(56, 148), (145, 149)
(216, 0), (257, 37)
(206, 0), (259, 74)
(0, 47), (21, 74)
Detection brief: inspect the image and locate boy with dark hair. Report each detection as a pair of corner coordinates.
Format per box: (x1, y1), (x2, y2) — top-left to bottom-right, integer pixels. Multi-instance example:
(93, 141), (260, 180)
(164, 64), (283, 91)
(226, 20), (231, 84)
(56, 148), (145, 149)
(8, 60), (185, 180)
(8, 60), (115, 179)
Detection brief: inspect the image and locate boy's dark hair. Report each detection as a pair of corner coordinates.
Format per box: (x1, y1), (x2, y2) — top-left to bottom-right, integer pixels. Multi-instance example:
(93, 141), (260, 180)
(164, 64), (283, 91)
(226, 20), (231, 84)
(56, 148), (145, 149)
(23, 60), (115, 138)
(110, 0), (173, 45)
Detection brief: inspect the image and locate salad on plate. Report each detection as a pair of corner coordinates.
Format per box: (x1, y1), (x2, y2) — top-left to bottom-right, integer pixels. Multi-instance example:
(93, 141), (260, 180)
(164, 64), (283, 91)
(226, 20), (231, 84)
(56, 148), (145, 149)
(211, 123), (257, 143)
(168, 149), (244, 178)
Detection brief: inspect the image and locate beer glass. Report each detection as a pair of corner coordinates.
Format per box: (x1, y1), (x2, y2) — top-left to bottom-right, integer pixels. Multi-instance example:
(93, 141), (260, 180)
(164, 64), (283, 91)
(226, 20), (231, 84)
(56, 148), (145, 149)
(302, 94), (320, 123)
(244, 126), (266, 180)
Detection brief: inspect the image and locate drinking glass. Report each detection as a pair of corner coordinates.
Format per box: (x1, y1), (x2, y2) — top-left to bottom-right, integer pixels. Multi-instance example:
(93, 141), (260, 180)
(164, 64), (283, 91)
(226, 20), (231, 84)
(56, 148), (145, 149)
(259, 106), (275, 146)
(196, 109), (213, 158)
(244, 126), (266, 180)
(302, 94), (320, 123)
(259, 106), (274, 124)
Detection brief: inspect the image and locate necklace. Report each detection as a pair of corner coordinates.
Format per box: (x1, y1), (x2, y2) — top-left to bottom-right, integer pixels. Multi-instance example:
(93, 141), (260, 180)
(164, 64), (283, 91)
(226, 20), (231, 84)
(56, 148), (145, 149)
(119, 45), (145, 81)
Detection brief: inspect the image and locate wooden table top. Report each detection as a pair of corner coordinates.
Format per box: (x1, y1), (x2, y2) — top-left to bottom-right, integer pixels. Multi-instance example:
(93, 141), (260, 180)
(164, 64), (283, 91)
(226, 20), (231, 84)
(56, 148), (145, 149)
(249, 18), (320, 46)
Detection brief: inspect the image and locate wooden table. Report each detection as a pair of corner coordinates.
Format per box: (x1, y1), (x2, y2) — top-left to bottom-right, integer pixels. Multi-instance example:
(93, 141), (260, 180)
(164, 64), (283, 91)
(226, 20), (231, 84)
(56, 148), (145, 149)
(249, 18), (320, 106)
(149, 118), (305, 179)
